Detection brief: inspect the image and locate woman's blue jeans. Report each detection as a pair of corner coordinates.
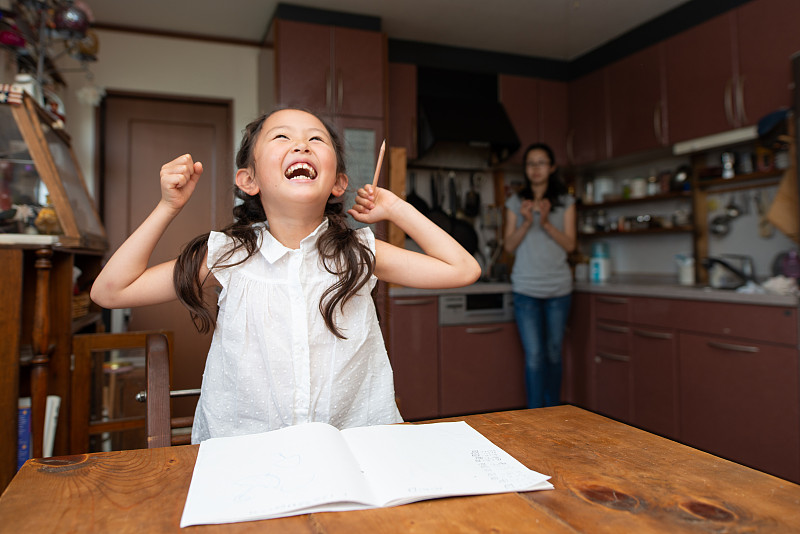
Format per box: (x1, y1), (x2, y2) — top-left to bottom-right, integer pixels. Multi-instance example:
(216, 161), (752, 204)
(512, 292), (572, 409)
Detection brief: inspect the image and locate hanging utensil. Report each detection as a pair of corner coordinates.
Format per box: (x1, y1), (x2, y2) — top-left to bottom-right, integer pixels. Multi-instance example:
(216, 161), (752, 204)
(754, 190), (774, 238)
(464, 173), (481, 218)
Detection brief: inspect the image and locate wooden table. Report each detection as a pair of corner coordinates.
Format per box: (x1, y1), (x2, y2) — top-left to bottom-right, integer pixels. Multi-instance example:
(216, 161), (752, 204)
(1, 405), (799, 533)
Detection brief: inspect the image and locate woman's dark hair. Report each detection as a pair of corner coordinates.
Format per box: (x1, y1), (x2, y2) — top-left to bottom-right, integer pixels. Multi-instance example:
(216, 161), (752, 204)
(519, 142), (568, 208)
(173, 108), (375, 339)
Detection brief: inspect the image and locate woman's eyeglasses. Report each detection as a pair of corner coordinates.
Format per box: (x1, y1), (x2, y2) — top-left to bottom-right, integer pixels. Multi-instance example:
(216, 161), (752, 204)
(526, 161), (551, 167)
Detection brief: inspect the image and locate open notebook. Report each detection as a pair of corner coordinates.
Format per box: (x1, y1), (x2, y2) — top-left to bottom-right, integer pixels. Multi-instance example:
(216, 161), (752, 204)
(181, 420), (553, 527)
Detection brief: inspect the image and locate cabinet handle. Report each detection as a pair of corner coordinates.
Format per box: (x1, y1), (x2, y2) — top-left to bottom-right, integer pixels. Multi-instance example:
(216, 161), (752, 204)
(325, 68), (332, 111)
(597, 323), (629, 334)
(707, 340), (759, 353)
(724, 78), (736, 127)
(395, 298), (435, 306)
(597, 296), (628, 305)
(337, 69), (343, 111)
(653, 103), (662, 146)
(736, 77), (748, 125)
(632, 329), (673, 340)
(595, 350), (630, 363)
(465, 326), (503, 335)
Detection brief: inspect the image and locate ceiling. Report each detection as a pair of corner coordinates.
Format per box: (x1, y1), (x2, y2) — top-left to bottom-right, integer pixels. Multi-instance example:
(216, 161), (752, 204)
(85, 0), (692, 61)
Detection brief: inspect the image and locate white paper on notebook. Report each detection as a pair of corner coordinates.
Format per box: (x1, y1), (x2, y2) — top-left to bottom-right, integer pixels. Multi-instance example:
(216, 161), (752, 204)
(180, 420), (553, 527)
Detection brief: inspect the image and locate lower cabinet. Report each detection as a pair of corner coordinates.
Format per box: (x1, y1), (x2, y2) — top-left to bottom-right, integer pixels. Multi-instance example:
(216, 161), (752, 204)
(580, 290), (800, 483)
(389, 296), (526, 421)
(439, 323), (527, 417)
(679, 332), (800, 482)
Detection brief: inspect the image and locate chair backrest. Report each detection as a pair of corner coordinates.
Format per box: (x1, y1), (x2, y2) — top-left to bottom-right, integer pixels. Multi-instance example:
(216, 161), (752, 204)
(144, 333), (200, 448)
(71, 330), (174, 454)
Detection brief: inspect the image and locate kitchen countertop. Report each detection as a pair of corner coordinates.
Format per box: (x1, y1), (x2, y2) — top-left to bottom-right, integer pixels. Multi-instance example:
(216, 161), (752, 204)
(390, 274), (798, 307)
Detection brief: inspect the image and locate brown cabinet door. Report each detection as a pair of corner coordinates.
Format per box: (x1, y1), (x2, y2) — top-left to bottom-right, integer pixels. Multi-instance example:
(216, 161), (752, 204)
(591, 349), (631, 423)
(735, 0), (800, 126)
(389, 297), (440, 421)
(607, 44), (667, 157)
(563, 291), (591, 407)
(665, 13), (737, 142)
(499, 74), (539, 167)
(275, 19), (332, 115)
(538, 79), (569, 168)
(630, 326), (677, 439)
(388, 63), (417, 159)
(679, 332), (800, 483)
(439, 323), (526, 417)
(333, 27), (384, 119)
(567, 68), (609, 166)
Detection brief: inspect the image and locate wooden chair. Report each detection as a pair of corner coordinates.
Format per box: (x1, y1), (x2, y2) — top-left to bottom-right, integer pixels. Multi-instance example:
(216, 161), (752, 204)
(138, 333), (200, 448)
(70, 330), (174, 454)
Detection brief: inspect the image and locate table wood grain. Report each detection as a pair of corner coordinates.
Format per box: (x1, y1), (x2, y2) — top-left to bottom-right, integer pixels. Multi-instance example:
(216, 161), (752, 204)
(1, 405), (799, 533)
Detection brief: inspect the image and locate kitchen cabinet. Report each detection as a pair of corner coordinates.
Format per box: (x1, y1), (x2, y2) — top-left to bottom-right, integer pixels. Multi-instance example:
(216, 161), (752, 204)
(0, 95), (107, 491)
(388, 296), (439, 421)
(275, 19), (385, 120)
(578, 290), (800, 483)
(499, 74), (568, 166)
(680, 332), (799, 483)
(562, 291), (591, 407)
(606, 44), (668, 157)
(388, 63), (417, 159)
(567, 69), (609, 166)
(439, 322), (526, 417)
(735, 0), (800, 128)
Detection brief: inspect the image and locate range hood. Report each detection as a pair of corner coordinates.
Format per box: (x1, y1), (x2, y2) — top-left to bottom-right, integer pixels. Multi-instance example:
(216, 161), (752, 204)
(414, 68), (520, 168)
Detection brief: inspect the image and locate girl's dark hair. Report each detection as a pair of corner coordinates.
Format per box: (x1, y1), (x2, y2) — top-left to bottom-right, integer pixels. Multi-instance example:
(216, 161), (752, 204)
(173, 108), (375, 339)
(519, 142), (568, 208)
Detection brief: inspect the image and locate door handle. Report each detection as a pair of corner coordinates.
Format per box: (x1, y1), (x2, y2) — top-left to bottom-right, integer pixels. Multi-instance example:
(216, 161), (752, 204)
(707, 340), (759, 353)
(395, 298), (435, 306)
(633, 329), (673, 340)
(596, 350), (630, 362)
(465, 326), (503, 335)
(598, 323), (629, 334)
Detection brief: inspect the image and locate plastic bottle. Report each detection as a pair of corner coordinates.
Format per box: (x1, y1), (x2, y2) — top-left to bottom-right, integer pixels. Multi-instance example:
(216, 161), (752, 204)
(590, 242), (610, 283)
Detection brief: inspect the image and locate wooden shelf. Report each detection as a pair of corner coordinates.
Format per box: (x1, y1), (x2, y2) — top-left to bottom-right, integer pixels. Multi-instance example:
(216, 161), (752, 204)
(695, 169), (784, 191)
(579, 225), (694, 238)
(72, 312), (103, 334)
(578, 191), (691, 211)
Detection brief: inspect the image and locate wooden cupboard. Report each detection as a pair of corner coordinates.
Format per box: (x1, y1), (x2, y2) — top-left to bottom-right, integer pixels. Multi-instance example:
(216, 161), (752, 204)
(0, 95), (107, 491)
(388, 63), (417, 159)
(499, 74), (568, 167)
(606, 43), (668, 156)
(567, 69), (609, 166)
(275, 19), (385, 120)
(574, 290), (800, 483)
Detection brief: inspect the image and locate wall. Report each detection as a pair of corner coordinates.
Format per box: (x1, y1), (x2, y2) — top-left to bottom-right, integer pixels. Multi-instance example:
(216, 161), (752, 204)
(56, 30), (268, 198)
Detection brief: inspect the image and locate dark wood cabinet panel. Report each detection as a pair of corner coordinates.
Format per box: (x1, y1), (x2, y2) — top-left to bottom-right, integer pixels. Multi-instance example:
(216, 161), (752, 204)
(606, 44), (667, 157)
(735, 0), (800, 127)
(538, 79), (569, 168)
(388, 63), (417, 159)
(679, 332), (800, 483)
(563, 291), (591, 407)
(664, 13), (737, 142)
(388, 297), (439, 421)
(439, 323), (526, 417)
(499, 74), (539, 167)
(568, 69), (609, 165)
(591, 350), (631, 423)
(275, 20), (384, 120)
(630, 326), (678, 439)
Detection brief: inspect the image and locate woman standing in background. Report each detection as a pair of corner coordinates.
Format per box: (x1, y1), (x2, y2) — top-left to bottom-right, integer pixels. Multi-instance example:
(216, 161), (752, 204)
(504, 143), (576, 408)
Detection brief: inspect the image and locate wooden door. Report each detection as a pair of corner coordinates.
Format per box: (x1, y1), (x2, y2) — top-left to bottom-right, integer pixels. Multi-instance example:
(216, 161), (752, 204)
(567, 69), (609, 165)
(101, 93), (233, 417)
(630, 325), (677, 439)
(388, 63), (418, 159)
(499, 74), (540, 167)
(538, 79), (569, 168)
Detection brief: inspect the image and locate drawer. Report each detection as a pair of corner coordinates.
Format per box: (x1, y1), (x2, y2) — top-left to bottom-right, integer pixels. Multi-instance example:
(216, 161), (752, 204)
(594, 294), (630, 322)
(595, 321), (629, 353)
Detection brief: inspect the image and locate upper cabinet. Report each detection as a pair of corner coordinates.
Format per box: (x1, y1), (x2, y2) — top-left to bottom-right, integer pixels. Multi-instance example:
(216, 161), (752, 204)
(735, 0), (800, 126)
(499, 74), (568, 167)
(388, 63), (417, 159)
(567, 69), (609, 166)
(275, 19), (385, 120)
(666, 0), (800, 144)
(606, 44), (668, 157)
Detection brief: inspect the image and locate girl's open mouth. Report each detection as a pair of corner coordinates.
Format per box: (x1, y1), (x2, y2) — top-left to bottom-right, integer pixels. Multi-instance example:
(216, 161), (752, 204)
(285, 162), (317, 180)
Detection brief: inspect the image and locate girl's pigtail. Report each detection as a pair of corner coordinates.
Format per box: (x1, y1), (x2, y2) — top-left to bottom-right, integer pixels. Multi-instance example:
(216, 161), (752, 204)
(317, 202), (375, 339)
(174, 233), (215, 333)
